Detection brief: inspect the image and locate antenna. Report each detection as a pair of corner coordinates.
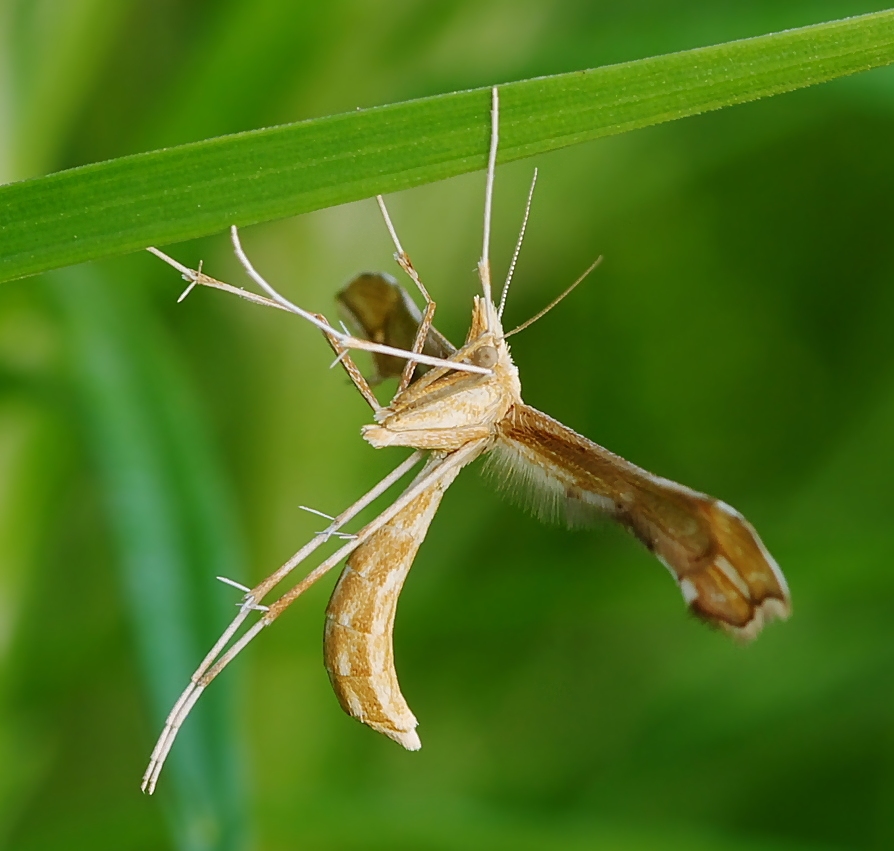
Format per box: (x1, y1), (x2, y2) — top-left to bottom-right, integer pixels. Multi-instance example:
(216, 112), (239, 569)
(504, 256), (602, 338)
(498, 168), (538, 320)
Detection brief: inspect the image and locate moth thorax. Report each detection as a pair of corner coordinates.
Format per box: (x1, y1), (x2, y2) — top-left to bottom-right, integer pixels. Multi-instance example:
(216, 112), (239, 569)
(470, 345), (498, 368)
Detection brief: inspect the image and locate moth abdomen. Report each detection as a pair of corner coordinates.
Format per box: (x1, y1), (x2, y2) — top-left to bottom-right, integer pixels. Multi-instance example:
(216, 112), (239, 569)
(322, 455), (469, 749)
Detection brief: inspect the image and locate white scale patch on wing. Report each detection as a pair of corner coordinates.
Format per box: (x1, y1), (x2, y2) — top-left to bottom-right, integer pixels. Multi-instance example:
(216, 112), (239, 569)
(679, 577), (699, 605)
(713, 555), (753, 600)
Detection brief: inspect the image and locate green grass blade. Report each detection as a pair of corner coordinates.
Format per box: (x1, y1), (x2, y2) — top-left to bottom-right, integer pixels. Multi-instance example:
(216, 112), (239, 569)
(51, 265), (249, 851)
(1, 9), (893, 285)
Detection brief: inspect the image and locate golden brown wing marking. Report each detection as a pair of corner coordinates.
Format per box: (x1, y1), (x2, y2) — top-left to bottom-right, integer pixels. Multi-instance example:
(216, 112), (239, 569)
(323, 457), (465, 748)
(492, 405), (790, 640)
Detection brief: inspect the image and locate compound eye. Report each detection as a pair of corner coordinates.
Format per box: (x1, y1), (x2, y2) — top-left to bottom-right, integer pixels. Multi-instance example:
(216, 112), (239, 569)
(470, 345), (498, 368)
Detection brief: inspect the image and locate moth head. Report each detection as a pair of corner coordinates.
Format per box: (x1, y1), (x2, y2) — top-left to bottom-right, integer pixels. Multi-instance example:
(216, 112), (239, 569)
(463, 296), (514, 374)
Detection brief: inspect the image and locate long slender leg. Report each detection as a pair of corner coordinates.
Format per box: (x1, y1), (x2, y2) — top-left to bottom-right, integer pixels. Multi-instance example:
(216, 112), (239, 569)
(142, 449), (425, 793)
(374, 195), (439, 393)
(317, 317), (381, 412)
(229, 227), (484, 375)
(147, 247), (293, 311)
(266, 439), (484, 615)
(375, 195), (432, 304)
(397, 297), (436, 391)
(149, 248), (382, 412)
(147, 241), (491, 377)
(251, 451), (428, 601)
(399, 299), (436, 392)
(142, 440), (485, 794)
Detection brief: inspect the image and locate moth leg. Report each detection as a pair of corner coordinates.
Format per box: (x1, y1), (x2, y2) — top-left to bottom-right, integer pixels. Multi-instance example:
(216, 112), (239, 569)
(227, 225), (487, 378)
(148, 250), (380, 410)
(374, 195), (439, 393)
(392, 243), (436, 392)
(316, 313), (381, 413)
(398, 295), (436, 393)
(147, 246), (295, 311)
(148, 239), (492, 378)
(141, 450), (426, 794)
(145, 441), (481, 793)
(265, 440), (482, 617)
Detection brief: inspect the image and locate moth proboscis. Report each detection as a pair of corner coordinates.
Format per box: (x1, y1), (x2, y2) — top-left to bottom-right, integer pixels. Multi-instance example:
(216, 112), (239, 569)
(141, 87), (790, 794)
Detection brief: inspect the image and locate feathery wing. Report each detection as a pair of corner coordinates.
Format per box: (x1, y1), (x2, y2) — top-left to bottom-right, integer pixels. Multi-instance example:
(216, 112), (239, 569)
(489, 404), (790, 640)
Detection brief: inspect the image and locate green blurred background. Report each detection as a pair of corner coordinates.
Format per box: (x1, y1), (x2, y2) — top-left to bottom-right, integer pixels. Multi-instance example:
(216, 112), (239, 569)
(3, 2), (894, 849)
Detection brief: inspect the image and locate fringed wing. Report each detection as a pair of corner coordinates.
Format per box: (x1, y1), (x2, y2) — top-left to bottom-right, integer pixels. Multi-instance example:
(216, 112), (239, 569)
(490, 404), (790, 640)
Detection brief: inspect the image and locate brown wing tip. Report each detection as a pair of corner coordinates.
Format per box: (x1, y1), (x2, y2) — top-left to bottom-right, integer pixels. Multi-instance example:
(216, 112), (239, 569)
(678, 549), (791, 643)
(673, 500), (792, 642)
(729, 596), (791, 642)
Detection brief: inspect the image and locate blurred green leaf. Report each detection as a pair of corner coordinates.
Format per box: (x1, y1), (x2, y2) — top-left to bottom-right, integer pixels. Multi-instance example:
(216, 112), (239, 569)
(51, 265), (248, 851)
(1, 9), (893, 284)
(300, 796), (835, 851)
(7, 0), (132, 177)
